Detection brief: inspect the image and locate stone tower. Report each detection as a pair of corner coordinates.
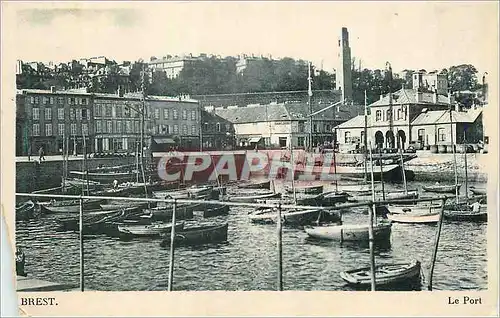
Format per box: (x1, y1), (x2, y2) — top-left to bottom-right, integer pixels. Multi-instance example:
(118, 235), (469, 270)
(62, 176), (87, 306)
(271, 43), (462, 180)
(336, 27), (353, 103)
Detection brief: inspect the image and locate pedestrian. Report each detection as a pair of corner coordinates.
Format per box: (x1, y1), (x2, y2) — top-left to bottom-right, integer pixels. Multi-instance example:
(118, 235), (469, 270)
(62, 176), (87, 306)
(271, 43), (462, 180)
(38, 146), (45, 162)
(113, 179), (119, 189)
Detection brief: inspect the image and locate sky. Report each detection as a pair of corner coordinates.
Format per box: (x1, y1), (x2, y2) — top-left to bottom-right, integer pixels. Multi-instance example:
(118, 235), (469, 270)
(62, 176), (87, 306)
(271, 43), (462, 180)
(9, 1), (499, 75)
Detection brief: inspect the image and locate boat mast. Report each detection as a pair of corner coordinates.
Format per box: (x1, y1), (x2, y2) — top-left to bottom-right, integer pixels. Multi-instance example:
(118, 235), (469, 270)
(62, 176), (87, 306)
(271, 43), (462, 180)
(448, 94), (459, 204)
(378, 149), (386, 201)
(290, 145), (297, 203)
(308, 62), (313, 152)
(399, 148), (408, 195)
(363, 90), (368, 182)
(463, 131), (468, 201)
(140, 64), (150, 207)
(62, 131), (66, 193)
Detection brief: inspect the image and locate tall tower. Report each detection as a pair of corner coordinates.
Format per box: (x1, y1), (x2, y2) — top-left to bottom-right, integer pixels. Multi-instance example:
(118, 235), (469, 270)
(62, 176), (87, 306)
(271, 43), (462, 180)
(336, 27), (353, 103)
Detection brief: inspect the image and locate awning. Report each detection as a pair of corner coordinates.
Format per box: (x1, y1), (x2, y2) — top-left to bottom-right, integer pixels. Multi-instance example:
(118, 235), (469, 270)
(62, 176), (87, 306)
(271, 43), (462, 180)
(249, 137), (262, 143)
(153, 137), (176, 144)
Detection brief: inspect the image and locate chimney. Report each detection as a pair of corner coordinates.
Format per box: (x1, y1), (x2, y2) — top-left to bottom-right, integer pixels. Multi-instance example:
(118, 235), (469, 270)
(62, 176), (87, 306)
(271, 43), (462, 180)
(50, 86), (56, 93)
(433, 88), (438, 104)
(415, 90), (421, 103)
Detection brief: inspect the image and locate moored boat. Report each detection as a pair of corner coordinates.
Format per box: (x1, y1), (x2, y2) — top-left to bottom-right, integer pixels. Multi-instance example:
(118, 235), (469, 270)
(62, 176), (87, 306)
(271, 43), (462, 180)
(143, 203), (199, 221)
(250, 208), (340, 226)
(285, 184), (323, 195)
(422, 183), (461, 194)
(238, 180), (271, 190)
(228, 192), (281, 203)
(304, 222), (392, 242)
(16, 200), (36, 221)
(118, 222), (185, 238)
(40, 198), (105, 214)
(444, 204), (487, 222)
(203, 204), (230, 218)
(386, 210), (440, 224)
(340, 260), (421, 287)
(469, 186), (487, 196)
(159, 222), (229, 247)
(100, 201), (157, 211)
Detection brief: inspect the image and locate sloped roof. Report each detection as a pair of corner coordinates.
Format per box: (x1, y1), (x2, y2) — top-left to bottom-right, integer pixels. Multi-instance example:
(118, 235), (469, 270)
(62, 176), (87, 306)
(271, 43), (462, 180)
(411, 109), (482, 125)
(370, 88), (450, 107)
(334, 115), (371, 129)
(214, 101), (356, 124)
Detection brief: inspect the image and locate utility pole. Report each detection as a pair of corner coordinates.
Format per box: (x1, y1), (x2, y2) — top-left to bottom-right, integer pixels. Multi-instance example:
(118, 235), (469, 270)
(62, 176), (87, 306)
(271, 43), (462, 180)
(386, 62), (395, 149)
(308, 62), (313, 151)
(140, 63), (149, 206)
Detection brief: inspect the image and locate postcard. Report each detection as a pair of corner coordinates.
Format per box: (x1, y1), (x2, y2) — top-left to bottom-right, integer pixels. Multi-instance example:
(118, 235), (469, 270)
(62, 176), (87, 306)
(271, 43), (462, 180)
(1, 1), (498, 317)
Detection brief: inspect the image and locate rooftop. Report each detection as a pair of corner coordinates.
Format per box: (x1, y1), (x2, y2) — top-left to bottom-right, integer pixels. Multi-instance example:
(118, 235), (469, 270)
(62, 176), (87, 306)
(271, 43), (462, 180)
(411, 108), (483, 125)
(369, 88), (451, 107)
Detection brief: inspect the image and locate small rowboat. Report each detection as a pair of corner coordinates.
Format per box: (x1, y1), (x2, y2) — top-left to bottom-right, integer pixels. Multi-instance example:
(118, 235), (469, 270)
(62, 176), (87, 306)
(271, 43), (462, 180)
(304, 222), (392, 242)
(469, 186), (487, 196)
(40, 198), (105, 214)
(285, 184), (323, 195)
(16, 201), (35, 221)
(340, 260), (421, 287)
(238, 180), (271, 190)
(228, 192), (281, 203)
(250, 208), (339, 226)
(385, 190), (419, 201)
(422, 184), (461, 194)
(118, 222), (185, 238)
(159, 222), (229, 247)
(144, 203), (200, 221)
(386, 210), (440, 224)
(203, 205), (230, 218)
(320, 191), (350, 205)
(444, 204), (487, 222)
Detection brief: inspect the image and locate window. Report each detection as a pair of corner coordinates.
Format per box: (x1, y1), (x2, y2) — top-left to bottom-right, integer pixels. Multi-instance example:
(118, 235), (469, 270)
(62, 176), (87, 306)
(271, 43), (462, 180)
(134, 121), (140, 133)
(32, 124), (40, 136)
(81, 98), (87, 105)
(225, 124), (230, 131)
(126, 121), (132, 133)
(44, 108), (52, 120)
(58, 97), (64, 105)
(417, 129), (425, 142)
(173, 124), (179, 134)
(163, 109), (169, 119)
(76, 109), (82, 120)
(101, 120), (107, 133)
(154, 109), (160, 119)
(71, 123), (77, 135)
(326, 124), (331, 132)
(82, 123), (88, 136)
(82, 109), (88, 120)
(30, 96), (34, 104)
(107, 121), (113, 133)
(204, 122), (208, 132)
(375, 110), (382, 121)
(438, 128), (446, 142)
(361, 131), (365, 144)
(297, 137), (305, 147)
(191, 110), (196, 120)
(116, 122), (122, 133)
(94, 104), (101, 116)
(58, 123), (65, 135)
(34, 96), (39, 104)
(313, 124), (318, 132)
(279, 137), (287, 147)
(42, 96), (48, 104)
(386, 109), (392, 121)
(49, 97), (54, 105)
(70, 109), (75, 120)
(298, 121), (305, 133)
(124, 107), (130, 117)
(344, 131), (351, 143)
(216, 122), (221, 132)
(182, 109), (187, 120)
(162, 125), (169, 134)
(182, 124), (188, 135)
(58, 108), (64, 120)
(192, 125), (197, 135)
(116, 106), (122, 118)
(173, 109), (178, 120)
(397, 109), (402, 120)
(32, 108), (40, 120)
(69, 97), (75, 105)
(96, 121), (102, 133)
(105, 105), (112, 117)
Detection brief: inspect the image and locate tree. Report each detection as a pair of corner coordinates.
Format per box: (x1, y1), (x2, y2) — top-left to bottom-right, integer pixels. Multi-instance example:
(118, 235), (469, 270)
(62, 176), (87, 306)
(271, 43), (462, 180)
(446, 64), (480, 92)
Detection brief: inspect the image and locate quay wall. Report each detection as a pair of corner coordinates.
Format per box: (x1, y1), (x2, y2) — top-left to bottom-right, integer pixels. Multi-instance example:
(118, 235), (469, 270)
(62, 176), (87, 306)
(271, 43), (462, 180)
(15, 151), (489, 192)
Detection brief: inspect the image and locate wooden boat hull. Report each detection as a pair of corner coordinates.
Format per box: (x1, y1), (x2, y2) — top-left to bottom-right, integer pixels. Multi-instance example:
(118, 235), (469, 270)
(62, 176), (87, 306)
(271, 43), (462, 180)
(203, 205), (230, 218)
(100, 201), (157, 211)
(69, 170), (142, 183)
(118, 222), (185, 237)
(386, 212), (440, 224)
(238, 180), (271, 190)
(340, 260), (421, 287)
(229, 192), (281, 203)
(250, 209), (340, 226)
(444, 205), (487, 222)
(16, 201), (36, 221)
(56, 207), (142, 233)
(285, 185), (323, 195)
(385, 191), (419, 201)
(469, 187), (487, 196)
(159, 222), (229, 247)
(422, 184), (461, 194)
(40, 199), (105, 214)
(305, 222), (392, 242)
(144, 203), (199, 221)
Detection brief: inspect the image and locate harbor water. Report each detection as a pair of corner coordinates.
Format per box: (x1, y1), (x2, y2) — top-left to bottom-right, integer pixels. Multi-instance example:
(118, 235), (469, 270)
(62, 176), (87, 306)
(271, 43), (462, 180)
(15, 180), (488, 291)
